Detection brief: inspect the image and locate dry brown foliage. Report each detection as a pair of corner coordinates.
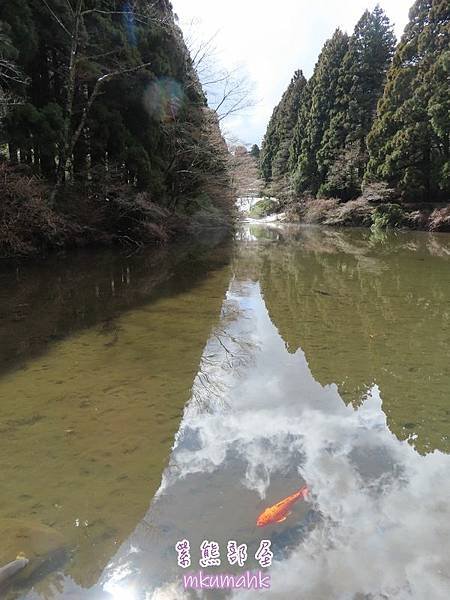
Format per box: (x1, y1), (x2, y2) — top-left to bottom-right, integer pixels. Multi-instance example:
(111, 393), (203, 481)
(0, 162), (71, 256)
(0, 162), (182, 257)
(428, 207), (450, 232)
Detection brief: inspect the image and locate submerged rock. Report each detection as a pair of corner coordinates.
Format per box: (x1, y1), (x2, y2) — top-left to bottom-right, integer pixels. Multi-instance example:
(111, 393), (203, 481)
(0, 519), (67, 588)
(0, 558), (29, 586)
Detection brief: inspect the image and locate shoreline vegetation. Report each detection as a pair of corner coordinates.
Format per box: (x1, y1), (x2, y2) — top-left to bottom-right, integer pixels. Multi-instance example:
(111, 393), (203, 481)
(0, 159), (234, 259)
(286, 197), (450, 232)
(246, 193), (450, 232)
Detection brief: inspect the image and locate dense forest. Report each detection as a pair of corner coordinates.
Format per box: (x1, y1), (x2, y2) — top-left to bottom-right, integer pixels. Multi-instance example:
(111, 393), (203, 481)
(1, 1), (449, 257)
(0, 0), (233, 256)
(260, 0), (450, 226)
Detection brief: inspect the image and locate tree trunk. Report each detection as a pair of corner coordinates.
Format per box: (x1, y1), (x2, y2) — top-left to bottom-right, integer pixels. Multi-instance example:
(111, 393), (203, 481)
(8, 142), (18, 164)
(51, 0), (83, 203)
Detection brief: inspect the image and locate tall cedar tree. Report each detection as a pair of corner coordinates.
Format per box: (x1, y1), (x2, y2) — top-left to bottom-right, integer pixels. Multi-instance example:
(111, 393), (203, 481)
(318, 6), (395, 199)
(366, 0), (450, 202)
(290, 30), (349, 195)
(260, 70), (307, 182)
(250, 143), (260, 161)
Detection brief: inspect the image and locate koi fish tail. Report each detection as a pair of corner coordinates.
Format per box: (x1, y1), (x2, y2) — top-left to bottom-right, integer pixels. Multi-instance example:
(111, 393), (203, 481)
(297, 484), (309, 499)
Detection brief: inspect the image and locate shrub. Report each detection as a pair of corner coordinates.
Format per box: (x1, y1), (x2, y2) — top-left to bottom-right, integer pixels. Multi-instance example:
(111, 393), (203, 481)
(324, 197), (373, 227)
(297, 197), (339, 224)
(361, 181), (396, 204)
(428, 207), (450, 232)
(371, 203), (406, 230)
(0, 162), (174, 256)
(0, 162), (71, 256)
(248, 197), (278, 218)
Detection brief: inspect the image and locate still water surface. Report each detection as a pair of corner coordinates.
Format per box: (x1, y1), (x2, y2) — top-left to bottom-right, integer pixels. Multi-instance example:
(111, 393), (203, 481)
(1, 225), (450, 599)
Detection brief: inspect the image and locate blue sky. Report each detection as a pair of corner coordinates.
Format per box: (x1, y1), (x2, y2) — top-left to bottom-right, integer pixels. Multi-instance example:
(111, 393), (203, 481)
(171, 0), (413, 146)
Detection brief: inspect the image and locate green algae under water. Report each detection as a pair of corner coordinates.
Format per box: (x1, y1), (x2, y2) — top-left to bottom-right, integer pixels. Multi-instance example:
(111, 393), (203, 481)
(0, 225), (450, 599)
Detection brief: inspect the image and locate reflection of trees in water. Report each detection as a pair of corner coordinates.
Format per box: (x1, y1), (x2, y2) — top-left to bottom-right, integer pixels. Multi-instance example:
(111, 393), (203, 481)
(242, 226), (450, 455)
(192, 292), (258, 412)
(0, 240), (234, 595)
(0, 234), (232, 376)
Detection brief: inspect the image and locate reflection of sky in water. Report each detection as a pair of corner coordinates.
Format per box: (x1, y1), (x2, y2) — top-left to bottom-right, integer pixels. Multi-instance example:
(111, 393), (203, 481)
(93, 276), (450, 600)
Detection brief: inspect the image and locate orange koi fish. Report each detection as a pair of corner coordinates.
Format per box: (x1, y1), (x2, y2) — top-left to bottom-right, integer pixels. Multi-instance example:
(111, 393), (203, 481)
(256, 485), (309, 527)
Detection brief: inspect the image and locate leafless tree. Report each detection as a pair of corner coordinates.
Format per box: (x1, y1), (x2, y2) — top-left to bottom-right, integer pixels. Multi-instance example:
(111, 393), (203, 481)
(191, 297), (258, 412)
(209, 70), (255, 122)
(228, 144), (263, 201)
(183, 19), (256, 123)
(162, 106), (234, 214)
(0, 32), (28, 128)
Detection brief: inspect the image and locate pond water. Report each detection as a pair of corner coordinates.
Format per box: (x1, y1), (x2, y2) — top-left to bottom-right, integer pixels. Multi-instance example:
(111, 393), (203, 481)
(1, 225), (450, 599)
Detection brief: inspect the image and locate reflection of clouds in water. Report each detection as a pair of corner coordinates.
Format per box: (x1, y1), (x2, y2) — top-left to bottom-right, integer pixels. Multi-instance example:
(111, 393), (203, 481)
(265, 425), (448, 600)
(151, 582), (190, 599)
(159, 281), (450, 598)
(102, 560), (137, 599)
(169, 412), (307, 498)
(163, 282), (337, 498)
(234, 439), (450, 599)
(260, 398), (450, 600)
(99, 275), (450, 600)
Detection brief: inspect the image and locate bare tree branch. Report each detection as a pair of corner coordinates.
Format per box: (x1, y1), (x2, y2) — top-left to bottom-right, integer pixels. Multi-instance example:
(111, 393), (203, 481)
(70, 62), (151, 156)
(0, 35), (29, 123)
(41, 0), (72, 36)
(181, 19), (256, 122)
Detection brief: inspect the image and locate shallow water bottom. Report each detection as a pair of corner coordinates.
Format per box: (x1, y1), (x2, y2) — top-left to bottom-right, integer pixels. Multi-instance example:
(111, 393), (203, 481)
(1, 225), (450, 599)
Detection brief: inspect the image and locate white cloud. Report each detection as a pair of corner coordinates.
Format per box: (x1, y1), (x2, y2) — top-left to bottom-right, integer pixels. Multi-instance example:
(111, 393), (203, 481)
(172, 0), (413, 144)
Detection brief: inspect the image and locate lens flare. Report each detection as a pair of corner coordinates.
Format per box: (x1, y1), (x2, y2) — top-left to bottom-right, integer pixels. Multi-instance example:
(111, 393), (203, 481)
(122, 1), (137, 47)
(143, 78), (185, 122)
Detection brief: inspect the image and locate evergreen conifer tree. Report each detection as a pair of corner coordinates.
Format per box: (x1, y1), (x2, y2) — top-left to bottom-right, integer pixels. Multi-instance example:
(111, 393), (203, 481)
(290, 30), (349, 195)
(319, 6), (395, 199)
(260, 69), (306, 182)
(366, 0), (450, 201)
(250, 144), (260, 161)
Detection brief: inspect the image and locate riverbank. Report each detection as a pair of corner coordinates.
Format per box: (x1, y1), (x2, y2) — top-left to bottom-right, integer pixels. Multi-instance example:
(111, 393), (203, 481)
(0, 162), (234, 258)
(280, 197), (450, 232)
